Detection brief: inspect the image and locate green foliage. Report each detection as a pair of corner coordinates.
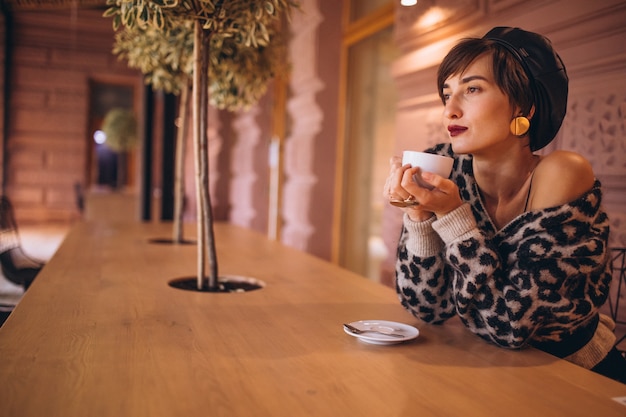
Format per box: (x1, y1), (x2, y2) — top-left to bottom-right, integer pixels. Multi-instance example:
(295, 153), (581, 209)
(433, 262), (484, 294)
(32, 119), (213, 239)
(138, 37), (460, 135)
(208, 25), (286, 111)
(101, 108), (139, 152)
(104, 0), (301, 106)
(114, 23), (194, 95)
(111, 1), (291, 110)
(104, 0), (298, 47)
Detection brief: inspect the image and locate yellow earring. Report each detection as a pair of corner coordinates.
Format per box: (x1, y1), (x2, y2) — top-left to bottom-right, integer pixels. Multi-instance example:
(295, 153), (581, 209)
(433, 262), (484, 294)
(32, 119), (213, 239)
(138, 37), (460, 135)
(510, 116), (530, 137)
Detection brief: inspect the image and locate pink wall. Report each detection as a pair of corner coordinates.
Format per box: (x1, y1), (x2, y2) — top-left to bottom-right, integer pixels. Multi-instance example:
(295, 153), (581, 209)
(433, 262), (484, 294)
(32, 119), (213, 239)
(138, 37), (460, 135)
(213, 0), (343, 259)
(280, 0), (343, 259)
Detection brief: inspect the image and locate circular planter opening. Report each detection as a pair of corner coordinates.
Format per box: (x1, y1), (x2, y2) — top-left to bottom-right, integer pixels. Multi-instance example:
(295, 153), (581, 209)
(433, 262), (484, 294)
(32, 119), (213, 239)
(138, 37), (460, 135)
(148, 238), (195, 245)
(168, 275), (265, 293)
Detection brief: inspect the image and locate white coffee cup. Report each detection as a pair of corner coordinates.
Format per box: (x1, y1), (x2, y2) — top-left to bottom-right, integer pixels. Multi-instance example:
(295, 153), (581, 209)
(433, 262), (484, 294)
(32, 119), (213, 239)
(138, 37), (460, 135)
(402, 151), (454, 189)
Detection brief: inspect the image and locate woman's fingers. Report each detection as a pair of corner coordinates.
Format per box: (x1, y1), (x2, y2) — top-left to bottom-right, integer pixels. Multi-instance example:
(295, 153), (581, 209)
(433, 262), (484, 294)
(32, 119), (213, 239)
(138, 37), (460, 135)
(385, 157), (462, 218)
(401, 169), (463, 217)
(400, 166), (423, 194)
(385, 158), (412, 200)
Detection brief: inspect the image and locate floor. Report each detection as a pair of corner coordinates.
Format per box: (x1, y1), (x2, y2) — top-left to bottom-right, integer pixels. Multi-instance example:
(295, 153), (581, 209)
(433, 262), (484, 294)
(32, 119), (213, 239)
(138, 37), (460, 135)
(1, 222), (625, 352)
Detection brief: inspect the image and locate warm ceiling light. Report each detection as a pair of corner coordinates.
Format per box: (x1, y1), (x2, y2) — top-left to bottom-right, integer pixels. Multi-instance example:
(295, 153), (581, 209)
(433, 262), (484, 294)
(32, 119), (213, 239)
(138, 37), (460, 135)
(401, 0), (417, 6)
(418, 7), (445, 28)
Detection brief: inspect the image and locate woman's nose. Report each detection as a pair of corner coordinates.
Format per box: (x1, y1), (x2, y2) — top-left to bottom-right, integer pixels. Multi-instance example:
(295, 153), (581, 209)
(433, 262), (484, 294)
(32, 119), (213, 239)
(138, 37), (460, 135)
(443, 95), (462, 119)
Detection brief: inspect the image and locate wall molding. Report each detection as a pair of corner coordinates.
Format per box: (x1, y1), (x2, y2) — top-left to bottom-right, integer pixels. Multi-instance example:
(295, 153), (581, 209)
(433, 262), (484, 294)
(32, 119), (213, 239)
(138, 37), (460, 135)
(281, 0), (324, 251)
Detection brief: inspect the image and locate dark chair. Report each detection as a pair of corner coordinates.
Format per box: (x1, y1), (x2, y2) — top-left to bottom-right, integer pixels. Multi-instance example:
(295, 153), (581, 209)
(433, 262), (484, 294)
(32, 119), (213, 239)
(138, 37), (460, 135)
(0, 196), (44, 290)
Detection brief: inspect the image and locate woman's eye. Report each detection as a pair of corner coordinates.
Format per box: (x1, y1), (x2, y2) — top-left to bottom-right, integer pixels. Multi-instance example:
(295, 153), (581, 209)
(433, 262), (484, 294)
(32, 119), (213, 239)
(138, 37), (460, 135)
(467, 86), (480, 94)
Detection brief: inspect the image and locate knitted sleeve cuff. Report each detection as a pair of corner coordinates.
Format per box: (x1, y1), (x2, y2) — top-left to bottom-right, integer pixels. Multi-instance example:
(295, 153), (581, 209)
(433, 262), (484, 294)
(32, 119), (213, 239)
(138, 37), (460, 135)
(432, 203), (477, 245)
(565, 314), (616, 369)
(402, 213), (444, 257)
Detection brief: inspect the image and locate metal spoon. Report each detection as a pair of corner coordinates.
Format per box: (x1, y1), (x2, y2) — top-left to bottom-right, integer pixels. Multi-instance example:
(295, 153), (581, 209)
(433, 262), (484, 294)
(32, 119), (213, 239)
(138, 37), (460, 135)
(343, 323), (405, 338)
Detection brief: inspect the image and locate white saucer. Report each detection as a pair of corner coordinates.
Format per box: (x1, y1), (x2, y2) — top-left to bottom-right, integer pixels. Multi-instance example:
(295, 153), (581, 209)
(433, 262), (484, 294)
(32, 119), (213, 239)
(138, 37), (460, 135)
(343, 320), (419, 345)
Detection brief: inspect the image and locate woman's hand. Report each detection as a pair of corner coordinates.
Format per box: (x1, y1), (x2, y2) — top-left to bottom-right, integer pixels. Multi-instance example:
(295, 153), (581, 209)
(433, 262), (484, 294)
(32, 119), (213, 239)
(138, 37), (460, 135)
(402, 167), (463, 218)
(384, 156), (462, 221)
(384, 157), (434, 222)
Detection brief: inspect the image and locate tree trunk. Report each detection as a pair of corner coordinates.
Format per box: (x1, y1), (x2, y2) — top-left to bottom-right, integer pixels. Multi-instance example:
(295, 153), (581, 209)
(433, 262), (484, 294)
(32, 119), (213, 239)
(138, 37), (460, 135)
(193, 21), (219, 290)
(116, 150), (127, 190)
(173, 79), (191, 244)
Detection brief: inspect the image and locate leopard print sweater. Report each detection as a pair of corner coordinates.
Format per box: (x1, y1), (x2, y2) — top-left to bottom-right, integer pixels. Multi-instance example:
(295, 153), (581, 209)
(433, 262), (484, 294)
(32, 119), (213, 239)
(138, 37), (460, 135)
(396, 143), (614, 363)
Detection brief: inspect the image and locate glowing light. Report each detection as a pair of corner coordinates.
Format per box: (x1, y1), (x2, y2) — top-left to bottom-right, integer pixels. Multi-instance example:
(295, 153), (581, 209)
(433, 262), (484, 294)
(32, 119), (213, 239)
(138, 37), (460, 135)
(401, 0), (417, 6)
(93, 130), (107, 144)
(418, 7), (446, 28)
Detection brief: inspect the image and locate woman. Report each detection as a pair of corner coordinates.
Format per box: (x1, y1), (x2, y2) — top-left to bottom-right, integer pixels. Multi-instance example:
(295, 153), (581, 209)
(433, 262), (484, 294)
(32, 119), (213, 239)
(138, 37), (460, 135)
(385, 27), (626, 383)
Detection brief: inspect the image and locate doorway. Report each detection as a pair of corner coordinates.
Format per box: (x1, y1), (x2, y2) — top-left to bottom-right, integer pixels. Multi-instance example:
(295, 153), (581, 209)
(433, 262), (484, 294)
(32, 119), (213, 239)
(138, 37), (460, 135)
(335, 1), (398, 282)
(87, 80), (137, 190)
(83, 78), (141, 221)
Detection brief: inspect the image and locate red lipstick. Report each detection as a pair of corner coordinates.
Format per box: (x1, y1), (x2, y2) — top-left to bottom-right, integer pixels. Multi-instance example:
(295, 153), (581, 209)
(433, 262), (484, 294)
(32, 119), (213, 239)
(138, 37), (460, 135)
(447, 125), (467, 137)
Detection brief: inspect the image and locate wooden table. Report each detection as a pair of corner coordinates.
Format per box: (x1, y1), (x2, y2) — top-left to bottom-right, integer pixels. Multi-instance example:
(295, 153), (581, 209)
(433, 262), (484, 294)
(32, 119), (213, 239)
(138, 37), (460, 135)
(1, 222), (625, 417)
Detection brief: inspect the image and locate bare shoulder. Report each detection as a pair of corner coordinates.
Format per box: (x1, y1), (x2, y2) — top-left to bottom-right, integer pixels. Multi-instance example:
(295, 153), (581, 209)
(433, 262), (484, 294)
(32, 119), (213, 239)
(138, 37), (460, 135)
(530, 150), (595, 209)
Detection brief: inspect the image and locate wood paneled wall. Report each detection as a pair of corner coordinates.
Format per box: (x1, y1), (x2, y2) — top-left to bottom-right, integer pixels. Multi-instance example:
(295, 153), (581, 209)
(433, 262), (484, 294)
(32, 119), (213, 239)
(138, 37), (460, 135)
(4, 8), (140, 223)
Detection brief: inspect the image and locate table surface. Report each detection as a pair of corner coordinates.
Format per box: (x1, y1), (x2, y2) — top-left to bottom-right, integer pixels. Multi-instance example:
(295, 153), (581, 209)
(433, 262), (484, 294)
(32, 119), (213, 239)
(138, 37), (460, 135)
(1, 221), (625, 417)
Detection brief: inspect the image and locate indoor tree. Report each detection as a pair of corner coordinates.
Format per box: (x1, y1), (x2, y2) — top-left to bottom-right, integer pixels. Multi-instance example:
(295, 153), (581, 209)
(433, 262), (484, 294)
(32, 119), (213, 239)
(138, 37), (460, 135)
(104, 0), (297, 291)
(113, 22), (194, 244)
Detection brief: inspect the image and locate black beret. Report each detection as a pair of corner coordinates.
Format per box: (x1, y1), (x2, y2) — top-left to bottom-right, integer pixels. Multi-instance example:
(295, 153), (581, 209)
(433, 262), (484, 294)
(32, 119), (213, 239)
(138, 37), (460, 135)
(483, 27), (568, 151)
